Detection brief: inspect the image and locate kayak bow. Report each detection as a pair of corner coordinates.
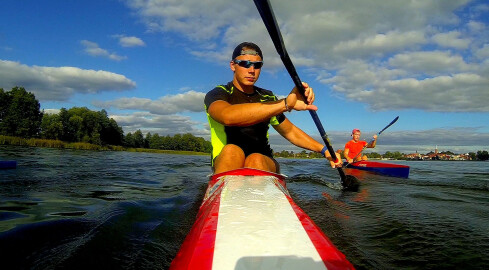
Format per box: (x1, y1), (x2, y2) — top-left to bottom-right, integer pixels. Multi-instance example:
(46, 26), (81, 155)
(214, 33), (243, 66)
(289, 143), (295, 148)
(170, 168), (354, 270)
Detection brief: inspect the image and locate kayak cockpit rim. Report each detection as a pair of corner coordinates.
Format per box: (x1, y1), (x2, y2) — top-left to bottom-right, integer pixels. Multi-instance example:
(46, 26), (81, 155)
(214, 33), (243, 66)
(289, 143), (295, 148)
(204, 168), (289, 202)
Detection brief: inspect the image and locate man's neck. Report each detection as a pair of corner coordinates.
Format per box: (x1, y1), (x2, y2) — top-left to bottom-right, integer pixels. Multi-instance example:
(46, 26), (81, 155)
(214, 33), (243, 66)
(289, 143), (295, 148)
(232, 79), (255, 94)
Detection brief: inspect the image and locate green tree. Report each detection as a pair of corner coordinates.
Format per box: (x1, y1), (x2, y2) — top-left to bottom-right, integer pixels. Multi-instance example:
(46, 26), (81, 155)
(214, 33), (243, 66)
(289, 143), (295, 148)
(0, 87), (43, 137)
(197, 136), (212, 153)
(40, 113), (63, 140)
(69, 115), (84, 142)
(133, 130), (145, 148)
(100, 118), (124, 145)
(383, 151), (404, 160)
(0, 89), (8, 123)
(366, 152), (382, 159)
(144, 132), (151, 148)
(124, 132), (135, 147)
(160, 135), (173, 150)
(173, 134), (182, 150)
(58, 108), (72, 141)
(477, 150), (489, 161)
(43, 107), (124, 145)
(181, 133), (194, 151)
(149, 133), (162, 149)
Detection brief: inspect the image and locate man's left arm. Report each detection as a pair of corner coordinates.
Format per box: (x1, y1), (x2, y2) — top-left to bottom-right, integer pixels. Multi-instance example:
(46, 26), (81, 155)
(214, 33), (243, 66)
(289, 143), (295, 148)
(367, 135), (378, 148)
(273, 119), (342, 167)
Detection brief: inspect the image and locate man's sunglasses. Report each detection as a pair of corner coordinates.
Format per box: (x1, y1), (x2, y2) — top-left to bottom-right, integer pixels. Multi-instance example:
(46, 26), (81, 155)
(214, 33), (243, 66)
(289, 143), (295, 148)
(233, 59), (263, 69)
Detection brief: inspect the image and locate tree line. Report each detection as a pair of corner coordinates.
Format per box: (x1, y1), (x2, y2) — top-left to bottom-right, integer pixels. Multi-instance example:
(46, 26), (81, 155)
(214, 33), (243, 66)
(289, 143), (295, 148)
(0, 87), (211, 153)
(124, 130), (211, 153)
(1, 86), (487, 159)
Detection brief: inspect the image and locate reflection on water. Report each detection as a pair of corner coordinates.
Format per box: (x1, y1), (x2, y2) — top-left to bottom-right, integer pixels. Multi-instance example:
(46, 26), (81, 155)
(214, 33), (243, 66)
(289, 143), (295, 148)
(1, 146), (489, 269)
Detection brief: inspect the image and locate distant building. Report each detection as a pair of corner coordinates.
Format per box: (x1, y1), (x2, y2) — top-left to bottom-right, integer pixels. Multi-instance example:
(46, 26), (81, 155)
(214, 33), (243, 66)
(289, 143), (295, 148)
(405, 151), (422, 160)
(404, 148), (472, 161)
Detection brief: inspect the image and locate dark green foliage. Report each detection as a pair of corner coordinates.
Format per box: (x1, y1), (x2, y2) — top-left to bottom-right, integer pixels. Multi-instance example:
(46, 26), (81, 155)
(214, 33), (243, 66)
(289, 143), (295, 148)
(41, 107), (124, 146)
(366, 152), (382, 159)
(0, 87), (43, 138)
(383, 151), (405, 160)
(476, 150), (489, 161)
(40, 114), (64, 140)
(123, 130), (211, 153)
(133, 130), (145, 148)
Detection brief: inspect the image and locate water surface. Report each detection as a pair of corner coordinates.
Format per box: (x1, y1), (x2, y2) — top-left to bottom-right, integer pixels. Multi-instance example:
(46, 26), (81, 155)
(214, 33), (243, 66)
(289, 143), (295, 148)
(1, 145), (488, 269)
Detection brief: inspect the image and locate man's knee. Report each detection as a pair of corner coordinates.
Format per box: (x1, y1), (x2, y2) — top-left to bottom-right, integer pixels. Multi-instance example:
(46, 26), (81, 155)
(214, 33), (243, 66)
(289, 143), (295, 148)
(213, 144), (246, 174)
(245, 153), (267, 161)
(220, 144), (245, 160)
(244, 153), (277, 172)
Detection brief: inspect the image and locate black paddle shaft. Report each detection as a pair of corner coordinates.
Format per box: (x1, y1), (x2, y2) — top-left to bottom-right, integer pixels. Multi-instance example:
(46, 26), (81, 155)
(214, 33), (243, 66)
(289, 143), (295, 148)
(253, 0), (357, 188)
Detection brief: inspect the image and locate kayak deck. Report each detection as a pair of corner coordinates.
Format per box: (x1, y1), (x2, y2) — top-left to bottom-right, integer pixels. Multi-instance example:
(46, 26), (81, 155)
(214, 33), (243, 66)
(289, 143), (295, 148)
(346, 161), (409, 178)
(170, 168), (353, 270)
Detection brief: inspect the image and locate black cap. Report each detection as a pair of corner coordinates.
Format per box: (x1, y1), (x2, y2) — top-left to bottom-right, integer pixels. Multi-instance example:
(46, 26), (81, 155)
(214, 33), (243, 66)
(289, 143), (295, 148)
(231, 42), (263, 60)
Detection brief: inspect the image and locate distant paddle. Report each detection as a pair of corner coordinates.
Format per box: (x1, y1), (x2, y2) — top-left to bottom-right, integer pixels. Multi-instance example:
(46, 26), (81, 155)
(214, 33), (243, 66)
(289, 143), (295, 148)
(253, 0), (359, 191)
(345, 116), (399, 166)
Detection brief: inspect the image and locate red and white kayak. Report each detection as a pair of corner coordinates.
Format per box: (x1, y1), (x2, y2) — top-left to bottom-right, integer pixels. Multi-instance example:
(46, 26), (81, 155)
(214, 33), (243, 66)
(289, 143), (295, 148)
(346, 161), (410, 178)
(170, 168), (354, 270)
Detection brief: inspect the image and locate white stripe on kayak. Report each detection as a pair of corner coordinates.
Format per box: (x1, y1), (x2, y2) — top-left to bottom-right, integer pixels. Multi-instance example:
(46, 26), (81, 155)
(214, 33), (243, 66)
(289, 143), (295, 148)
(212, 175), (327, 270)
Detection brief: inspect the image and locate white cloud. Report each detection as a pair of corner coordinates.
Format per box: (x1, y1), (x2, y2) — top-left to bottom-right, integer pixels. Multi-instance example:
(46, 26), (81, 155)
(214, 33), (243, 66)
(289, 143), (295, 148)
(467, 20), (485, 32)
(95, 90), (205, 115)
(110, 111), (208, 136)
(432, 31), (471, 49)
(81, 40), (127, 61)
(0, 59), (136, 101)
(43, 109), (61, 115)
(333, 31), (426, 57)
(122, 0), (487, 113)
(321, 57), (489, 112)
(388, 51), (472, 75)
(123, 0), (239, 42)
(96, 90), (209, 137)
(475, 44), (489, 59)
(114, 35), (146, 47)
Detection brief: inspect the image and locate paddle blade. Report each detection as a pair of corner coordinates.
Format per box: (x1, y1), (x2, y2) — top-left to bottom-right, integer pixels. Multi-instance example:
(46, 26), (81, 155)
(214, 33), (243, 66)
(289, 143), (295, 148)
(378, 116), (399, 135)
(343, 175), (360, 191)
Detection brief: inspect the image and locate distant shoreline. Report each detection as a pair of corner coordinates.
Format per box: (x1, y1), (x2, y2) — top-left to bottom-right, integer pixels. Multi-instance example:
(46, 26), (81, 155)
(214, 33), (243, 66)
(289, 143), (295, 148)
(1, 135), (486, 161)
(0, 135), (209, 156)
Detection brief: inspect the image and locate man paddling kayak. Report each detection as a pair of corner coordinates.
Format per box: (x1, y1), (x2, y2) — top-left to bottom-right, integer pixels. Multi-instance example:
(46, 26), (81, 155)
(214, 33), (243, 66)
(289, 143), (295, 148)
(204, 42), (342, 174)
(344, 129), (377, 163)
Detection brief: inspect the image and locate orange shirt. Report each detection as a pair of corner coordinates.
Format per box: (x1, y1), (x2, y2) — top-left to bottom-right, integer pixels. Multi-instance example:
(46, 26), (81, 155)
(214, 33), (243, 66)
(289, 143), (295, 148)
(344, 140), (367, 159)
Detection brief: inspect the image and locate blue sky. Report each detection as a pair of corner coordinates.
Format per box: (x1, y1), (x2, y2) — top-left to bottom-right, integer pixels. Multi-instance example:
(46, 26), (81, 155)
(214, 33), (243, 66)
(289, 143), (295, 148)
(1, 0), (488, 154)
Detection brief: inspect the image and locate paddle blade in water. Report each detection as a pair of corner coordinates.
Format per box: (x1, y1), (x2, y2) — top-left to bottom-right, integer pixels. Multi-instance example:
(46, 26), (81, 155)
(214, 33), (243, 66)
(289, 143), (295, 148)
(343, 175), (360, 191)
